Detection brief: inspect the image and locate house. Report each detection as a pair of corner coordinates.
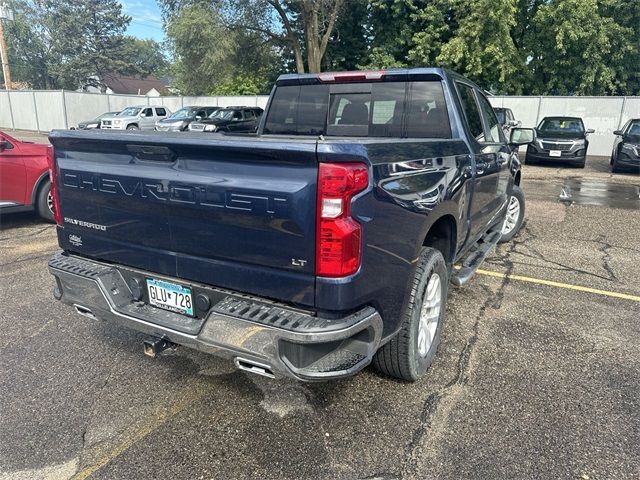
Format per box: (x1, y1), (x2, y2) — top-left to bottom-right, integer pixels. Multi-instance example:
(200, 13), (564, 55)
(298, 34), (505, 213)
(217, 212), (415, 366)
(81, 74), (171, 96)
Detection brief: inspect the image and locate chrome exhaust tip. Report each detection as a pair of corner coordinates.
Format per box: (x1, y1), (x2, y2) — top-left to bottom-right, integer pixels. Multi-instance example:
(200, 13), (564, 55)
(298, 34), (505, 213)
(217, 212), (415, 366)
(234, 357), (275, 379)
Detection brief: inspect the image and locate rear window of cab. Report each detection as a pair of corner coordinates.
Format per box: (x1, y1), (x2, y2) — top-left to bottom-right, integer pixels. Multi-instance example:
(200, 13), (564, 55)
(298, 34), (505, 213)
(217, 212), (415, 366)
(263, 81), (451, 138)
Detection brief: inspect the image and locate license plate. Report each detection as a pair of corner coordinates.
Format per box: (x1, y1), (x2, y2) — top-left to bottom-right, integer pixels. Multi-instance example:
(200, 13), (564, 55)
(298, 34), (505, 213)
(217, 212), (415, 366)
(549, 150), (561, 157)
(146, 278), (194, 316)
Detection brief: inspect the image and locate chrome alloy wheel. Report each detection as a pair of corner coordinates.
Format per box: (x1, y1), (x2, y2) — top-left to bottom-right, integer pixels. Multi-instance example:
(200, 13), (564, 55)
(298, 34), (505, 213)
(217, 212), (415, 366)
(501, 195), (521, 235)
(417, 273), (442, 357)
(47, 191), (54, 213)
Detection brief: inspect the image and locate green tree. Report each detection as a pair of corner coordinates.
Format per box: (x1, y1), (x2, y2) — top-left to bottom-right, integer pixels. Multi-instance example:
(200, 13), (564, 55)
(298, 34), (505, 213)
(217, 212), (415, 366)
(166, 3), (233, 95)
(210, 74), (262, 94)
(228, 0), (344, 73)
(528, 0), (634, 95)
(4, 0), (139, 90)
(121, 37), (169, 79)
(165, 2), (279, 95)
(2, 0), (51, 88)
(43, 0), (133, 90)
(322, 0), (368, 71)
(363, 0), (415, 68)
(436, 0), (524, 94)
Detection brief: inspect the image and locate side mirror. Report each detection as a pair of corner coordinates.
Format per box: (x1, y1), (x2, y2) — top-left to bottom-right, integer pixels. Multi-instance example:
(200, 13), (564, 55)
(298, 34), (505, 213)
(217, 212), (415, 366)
(195, 116), (202, 121)
(509, 127), (535, 146)
(508, 120), (519, 127)
(613, 130), (623, 136)
(585, 128), (595, 135)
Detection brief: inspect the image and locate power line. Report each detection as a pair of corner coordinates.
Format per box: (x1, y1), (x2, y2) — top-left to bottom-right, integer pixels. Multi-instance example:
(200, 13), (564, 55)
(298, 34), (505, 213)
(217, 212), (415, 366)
(129, 18), (164, 31)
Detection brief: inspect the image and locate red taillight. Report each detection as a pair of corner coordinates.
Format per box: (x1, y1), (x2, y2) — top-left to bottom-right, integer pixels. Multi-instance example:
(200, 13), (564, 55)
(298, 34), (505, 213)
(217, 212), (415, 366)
(46, 146), (63, 225)
(317, 70), (386, 83)
(316, 162), (369, 277)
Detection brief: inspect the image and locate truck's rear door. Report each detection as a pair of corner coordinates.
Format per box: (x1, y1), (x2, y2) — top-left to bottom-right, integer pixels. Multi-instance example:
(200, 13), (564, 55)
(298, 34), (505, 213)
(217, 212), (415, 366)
(49, 131), (318, 307)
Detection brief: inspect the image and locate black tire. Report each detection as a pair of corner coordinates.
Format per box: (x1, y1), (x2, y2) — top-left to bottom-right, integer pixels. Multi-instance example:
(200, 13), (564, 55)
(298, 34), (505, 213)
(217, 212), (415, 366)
(498, 185), (525, 243)
(126, 124), (139, 130)
(372, 247), (448, 381)
(611, 159), (621, 173)
(611, 148), (621, 173)
(36, 180), (55, 222)
(524, 154), (535, 165)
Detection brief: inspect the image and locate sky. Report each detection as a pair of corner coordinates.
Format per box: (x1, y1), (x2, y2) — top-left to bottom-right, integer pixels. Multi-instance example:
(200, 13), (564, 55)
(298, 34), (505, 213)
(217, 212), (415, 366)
(120, 0), (165, 42)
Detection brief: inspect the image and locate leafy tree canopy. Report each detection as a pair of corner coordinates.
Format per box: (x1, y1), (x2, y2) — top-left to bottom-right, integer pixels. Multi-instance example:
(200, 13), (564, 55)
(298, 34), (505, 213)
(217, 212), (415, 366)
(3, 0), (639, 95)
(3, 0), (167, 90)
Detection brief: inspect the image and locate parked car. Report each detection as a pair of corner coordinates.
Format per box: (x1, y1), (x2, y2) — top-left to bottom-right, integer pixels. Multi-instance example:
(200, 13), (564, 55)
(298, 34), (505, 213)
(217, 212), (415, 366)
(101, 106), (170, 130)
(0, 130), (53, 221)
(47, 68), (533, 382)
(188, 107), (263, 133)
(155, 106), (219, 132)
(525, 116), (594, 168)
(610, 119), (640, 174)
(76, 112), (121, 130)
(494, 107), (521, 130)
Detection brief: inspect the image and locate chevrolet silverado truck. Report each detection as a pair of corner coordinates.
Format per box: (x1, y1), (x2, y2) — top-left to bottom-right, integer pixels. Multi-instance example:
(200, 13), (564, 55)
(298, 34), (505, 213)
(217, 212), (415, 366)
(47, 69), (534, 382)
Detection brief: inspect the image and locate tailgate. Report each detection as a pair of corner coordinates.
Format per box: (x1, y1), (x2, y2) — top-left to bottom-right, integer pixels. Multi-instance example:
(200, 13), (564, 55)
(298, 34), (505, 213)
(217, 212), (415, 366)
(49, 131), (318, 307)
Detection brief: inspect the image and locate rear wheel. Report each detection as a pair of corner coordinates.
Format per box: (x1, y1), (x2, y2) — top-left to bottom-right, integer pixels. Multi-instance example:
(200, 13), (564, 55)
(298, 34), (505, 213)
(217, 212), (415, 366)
(372, 247), (448, 381)
(611, 159), (621, 173)
(36, 181), (54, 222)
(499, 185), (525, 243)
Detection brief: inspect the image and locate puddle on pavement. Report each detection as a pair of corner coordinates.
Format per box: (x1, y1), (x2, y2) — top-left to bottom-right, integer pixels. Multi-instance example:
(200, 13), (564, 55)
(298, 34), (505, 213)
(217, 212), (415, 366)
(525, 179), (640, 209)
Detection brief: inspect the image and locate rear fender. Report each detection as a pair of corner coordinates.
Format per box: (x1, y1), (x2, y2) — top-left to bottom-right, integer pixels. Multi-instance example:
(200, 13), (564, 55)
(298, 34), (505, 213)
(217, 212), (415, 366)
(30, 171), (50, 207)
(414, 200), (460, 262)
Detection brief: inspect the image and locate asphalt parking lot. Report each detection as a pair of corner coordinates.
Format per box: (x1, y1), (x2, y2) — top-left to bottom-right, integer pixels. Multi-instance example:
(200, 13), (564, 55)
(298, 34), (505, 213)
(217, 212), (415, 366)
(1, 133), (639, 479)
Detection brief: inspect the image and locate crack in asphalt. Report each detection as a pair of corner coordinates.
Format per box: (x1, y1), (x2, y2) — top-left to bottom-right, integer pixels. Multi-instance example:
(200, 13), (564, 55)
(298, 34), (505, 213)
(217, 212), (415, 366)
(487, 225), (615, 282)
(565, 236), (640, 254)
(401, 228), (523, 478)
(0, 226), (54, 241)
(76, 351), (122, 472)
(0, 252), (56, 268)
(595, 235), (619, 282)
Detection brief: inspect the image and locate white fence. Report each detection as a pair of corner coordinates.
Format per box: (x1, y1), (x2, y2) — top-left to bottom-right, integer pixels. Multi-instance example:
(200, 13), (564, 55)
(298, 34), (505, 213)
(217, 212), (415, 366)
(491, 96), (639, 157)
(0, 90), (270, 132)
(1, 90), (638, 156)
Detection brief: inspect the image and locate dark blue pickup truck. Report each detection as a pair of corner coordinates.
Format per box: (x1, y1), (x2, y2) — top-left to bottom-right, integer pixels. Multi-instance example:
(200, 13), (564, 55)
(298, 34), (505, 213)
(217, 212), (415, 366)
(48, 68), (533, 382)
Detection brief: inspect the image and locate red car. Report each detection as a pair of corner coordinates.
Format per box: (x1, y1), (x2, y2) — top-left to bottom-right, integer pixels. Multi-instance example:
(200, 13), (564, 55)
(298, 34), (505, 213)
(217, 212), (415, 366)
(0, 130), (54, 221)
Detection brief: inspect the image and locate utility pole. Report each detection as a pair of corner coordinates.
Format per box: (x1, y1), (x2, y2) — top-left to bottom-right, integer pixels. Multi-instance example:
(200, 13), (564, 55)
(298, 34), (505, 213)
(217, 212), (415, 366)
(0, 3), (13, 90)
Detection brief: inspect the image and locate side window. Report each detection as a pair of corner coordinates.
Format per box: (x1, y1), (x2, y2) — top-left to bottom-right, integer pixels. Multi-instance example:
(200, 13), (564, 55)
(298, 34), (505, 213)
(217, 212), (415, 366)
(143, 108), (153, 117)
(155, 107), (167, 117)
(232, 110), (243, 120)
(196, 110), (206, 118)
(476, 92), (502, 143)
(0, 136), (14, 150)
(457, 83), (484, 141)
(243, 109), (255, 120)
(405, 81), (451, 138)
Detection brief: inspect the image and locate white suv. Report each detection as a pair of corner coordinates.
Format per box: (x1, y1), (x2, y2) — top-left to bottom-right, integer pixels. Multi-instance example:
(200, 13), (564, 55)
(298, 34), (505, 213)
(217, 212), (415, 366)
(101, 106), (170, 130)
